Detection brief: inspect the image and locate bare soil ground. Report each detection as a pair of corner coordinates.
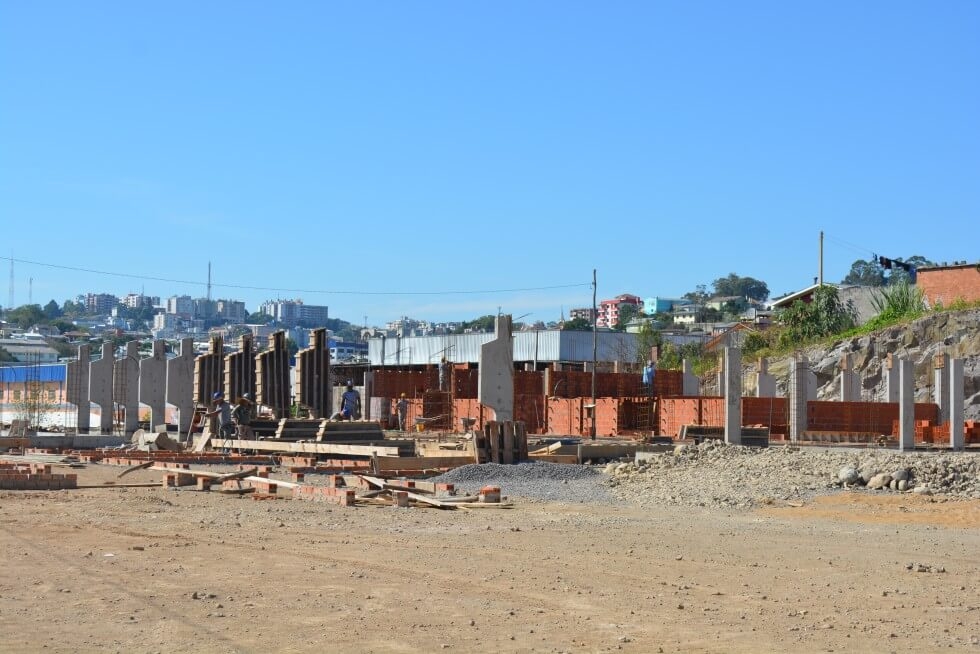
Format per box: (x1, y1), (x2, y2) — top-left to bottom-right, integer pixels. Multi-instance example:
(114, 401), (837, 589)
(2, 464), (979, 653)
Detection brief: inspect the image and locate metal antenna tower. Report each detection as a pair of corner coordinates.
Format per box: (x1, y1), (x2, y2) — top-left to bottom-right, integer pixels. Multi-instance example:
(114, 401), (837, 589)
(28, 277), (33, 305)
(207, 261), (212, 302)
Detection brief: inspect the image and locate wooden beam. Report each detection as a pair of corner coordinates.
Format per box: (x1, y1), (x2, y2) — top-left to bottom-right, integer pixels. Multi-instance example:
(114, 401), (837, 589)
(374, 456), (475, 471)
(207, 439), (400, 457)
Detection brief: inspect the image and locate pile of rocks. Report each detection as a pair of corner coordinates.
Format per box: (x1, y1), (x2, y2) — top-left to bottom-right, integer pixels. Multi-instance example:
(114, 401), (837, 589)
(606, 439), (980, 509)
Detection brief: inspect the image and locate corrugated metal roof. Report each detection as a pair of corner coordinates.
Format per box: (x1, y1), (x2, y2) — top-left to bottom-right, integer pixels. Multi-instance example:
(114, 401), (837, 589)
(0, 364), (67, 383)
(367, 330), (638, 366)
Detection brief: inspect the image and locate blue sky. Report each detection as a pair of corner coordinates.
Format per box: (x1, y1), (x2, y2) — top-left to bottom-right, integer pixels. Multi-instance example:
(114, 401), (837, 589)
(1, 1), (978, 325)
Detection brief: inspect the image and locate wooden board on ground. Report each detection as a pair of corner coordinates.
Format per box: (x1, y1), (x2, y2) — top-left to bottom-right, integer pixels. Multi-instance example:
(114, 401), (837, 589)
(207, 439), (400, 457)
(373, 456), (475, 472)
(527, 454), (580, 464)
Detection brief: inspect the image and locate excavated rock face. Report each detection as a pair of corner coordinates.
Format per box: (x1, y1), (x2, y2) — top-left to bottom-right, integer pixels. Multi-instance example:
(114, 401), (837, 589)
(762, 308), (980, 419)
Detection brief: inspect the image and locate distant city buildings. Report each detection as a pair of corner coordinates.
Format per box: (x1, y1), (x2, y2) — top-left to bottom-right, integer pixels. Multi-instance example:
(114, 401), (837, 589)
(596, 294), (641, 329)
(260, 299), (329, 327)
(85, 293), (118, 315)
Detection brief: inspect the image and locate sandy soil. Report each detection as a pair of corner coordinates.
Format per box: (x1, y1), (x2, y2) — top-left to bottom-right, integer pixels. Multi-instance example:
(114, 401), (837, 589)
(1, 464), (979, 653)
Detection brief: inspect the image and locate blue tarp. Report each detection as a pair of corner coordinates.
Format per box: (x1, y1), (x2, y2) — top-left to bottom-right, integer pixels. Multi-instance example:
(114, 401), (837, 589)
(0, 364), (67, 383)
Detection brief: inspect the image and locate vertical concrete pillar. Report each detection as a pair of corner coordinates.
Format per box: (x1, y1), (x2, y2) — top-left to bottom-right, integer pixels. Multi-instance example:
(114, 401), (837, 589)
(478, 315), (514, 423)
(256, 331), (291, 418)
(898, 358), (914, 451)
(66, 344), (91, 433)
(296, 328), (331, 418)
(933, 353), (950, 425)
(755, 357), (775, 398)
(949, 358), (964, 450)
(788, 356), (808, 442)
(716, 354), (726, 397)
(806, 370), (818, 401)
(681, 359), (699, 396)
(194, 335), (225, 405)
(883, 353), (899, 402)
(114, 341), (140, 435)
(724, 347), (741, 445)
(138, 340), (168, 428)
(89, 343), (114, 433)
(167, 337), (195, 436)
(840, 353), (860, 402)
(224, 333), (256, 404)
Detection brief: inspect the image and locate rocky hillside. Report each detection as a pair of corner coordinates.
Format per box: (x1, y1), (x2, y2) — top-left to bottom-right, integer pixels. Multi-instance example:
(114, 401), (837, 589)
(761, 308), (980, 420)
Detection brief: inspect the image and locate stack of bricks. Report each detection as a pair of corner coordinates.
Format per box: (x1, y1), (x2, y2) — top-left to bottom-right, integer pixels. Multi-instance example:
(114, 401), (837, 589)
(0, 463), (78, 490)
(290, 484), (355, 506)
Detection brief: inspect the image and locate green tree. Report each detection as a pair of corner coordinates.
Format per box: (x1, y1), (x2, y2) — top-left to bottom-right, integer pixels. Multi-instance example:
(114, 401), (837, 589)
(841, 258), (886, 286)
(454, 315), (496, 334)
(6, 304), (45, 330)
(286, 337), (300, 356)
(634, 322), (662, 363)
(777, 285), (856, 345)
(561, 317), (592, 331)
(246, 311), (273, 324)
(712, 273), (770, 301)
(615, 304), (639, 331)
(42, 300), (62, 319)
(61, 299), (85, 318)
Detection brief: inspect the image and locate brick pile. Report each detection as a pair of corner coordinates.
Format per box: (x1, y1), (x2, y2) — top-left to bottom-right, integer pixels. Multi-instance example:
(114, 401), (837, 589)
(0, 463), (77, 490)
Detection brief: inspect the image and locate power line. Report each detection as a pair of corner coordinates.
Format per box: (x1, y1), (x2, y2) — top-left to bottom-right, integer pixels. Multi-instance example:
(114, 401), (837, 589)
(0, 255), (590, 297)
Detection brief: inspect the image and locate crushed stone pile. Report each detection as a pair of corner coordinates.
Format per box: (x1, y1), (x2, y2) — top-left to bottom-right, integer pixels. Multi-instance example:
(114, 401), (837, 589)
(431, 462), (613, 503)
(608, 440), (980, 509)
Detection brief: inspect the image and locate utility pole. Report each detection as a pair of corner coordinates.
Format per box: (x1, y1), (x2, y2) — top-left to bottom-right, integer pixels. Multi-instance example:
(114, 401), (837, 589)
(591, 268), (597, 440)
(818, 231), (824, 286)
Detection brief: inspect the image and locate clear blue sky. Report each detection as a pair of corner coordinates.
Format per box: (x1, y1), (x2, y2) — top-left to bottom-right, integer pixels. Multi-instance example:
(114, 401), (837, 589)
(2, 1), (978, 325)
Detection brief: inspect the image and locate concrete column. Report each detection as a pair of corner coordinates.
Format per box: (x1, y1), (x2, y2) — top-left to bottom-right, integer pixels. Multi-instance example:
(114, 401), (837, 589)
(883, 353), (899, 402)
(139, 340), (167, 429)
(755, 357), (776, 398)
(949, 358), (964, 450)
(806, 370), (818, 401)
(114, 341), (140, 435)
(840, 353), (860, 402)
(724, 347), (741, 445)
(478, 315), (514, 423)
(66, 344), (91, 433)
(167, 337), (195, 436)
(898, 358), (914, 451)
(934, 353), (950, 425)
(89, 343), (114, 433)
(716, 354), (726, 397)
(681, 359), (699, 396)
(256, 331), (290, 418)
(788, 356), (808, 442)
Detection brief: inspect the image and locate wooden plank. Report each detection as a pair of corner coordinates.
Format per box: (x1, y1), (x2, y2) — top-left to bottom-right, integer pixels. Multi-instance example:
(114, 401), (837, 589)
(374, 456), (475, 472)
(405, 490), (457, 509)
(117, 461), (154, 478)
(207, 439), (400, 457)
(148, 466), (300, 489)
(214, 467), (258, 483)
(503, 423), (515, 465)
(526, 454), (580, 464)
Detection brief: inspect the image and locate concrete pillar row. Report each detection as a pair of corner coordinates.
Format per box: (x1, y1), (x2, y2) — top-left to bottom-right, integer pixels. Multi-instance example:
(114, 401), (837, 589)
(724, 348), (741, 445)
(949, 358), (965, 450)
(478, 315), (514, 423)
(755, 357), (776, 398)
(139, 340), (167, 429)
(681, 360), (699, 396)
(114, 341), (141, 436)
(89, 342), (114, 433)
(66, 344), (91, 433)
(840, 353), (860, 402)
(934, 353), (950, 425)
(898, 358), (915, 452)
(167, 337), (195, 437)
(883, 353), (899, 403)
(788, 356), (808, 442)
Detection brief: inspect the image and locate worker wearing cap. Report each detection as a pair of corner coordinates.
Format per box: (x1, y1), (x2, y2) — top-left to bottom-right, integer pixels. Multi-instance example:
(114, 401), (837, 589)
(205, 391), (235, 437)
(232, 393), (254, 438)
(396, 392), (409, 431)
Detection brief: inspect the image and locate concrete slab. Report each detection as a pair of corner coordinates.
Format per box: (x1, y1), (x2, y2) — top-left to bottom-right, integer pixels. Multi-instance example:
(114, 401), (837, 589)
(139, 340), (167, 428)
(89, 343), (114, 433)
(479, 315), (514, 423)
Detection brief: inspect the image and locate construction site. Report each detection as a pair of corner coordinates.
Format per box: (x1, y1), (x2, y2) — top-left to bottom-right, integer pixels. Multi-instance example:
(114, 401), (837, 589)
(2, 314), (980, 652)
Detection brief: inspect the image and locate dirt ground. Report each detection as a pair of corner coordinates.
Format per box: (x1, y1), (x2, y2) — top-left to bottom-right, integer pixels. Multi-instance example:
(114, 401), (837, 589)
(2, 464), (979, 653)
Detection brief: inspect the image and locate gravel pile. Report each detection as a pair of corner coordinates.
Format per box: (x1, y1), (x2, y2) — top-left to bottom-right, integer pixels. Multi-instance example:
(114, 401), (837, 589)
(609, 440), (980, 509)
(431, 462), (613, 503)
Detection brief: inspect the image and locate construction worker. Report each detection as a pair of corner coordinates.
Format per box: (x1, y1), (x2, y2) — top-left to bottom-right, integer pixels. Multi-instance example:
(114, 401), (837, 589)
(396, 392), (409, 431)
(205, 391), (235, 437)
(331, 381), (361, 421)
(642, 360), (656, 397)
(232, 394), (254, 439)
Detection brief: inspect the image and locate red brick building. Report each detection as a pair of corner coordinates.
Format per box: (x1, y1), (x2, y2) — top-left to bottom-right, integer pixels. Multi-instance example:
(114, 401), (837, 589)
(916, 262), (980, 307)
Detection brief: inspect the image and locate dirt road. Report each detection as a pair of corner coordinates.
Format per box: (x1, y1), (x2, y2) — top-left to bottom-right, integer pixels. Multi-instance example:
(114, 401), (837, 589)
(1, 464), (978, 653)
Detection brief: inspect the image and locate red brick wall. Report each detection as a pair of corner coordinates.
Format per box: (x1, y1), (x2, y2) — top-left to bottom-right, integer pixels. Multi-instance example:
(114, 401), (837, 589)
(917, 265), (980, 306)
